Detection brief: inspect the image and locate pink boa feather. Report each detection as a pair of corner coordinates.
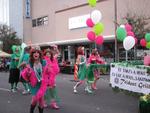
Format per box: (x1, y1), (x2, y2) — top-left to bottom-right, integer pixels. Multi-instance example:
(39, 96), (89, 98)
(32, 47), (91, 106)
(21, 67), (38, 87)
(43, 56), (60, 87)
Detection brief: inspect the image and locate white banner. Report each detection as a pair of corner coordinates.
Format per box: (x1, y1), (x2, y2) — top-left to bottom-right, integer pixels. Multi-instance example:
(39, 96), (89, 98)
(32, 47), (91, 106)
(68, 14), (90, 30)
(110, 64), (150, 94)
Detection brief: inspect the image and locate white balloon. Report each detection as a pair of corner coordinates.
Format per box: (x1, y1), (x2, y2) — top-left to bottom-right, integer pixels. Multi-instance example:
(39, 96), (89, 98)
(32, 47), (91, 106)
(123, 36), (135, 50)
(120, 24), (125, 28)
(91, 10), (102, 24)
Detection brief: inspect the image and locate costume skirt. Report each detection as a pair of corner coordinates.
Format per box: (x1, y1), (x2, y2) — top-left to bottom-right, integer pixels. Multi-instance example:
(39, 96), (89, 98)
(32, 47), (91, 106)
(78, 64), (87, 80)
(9, 68), (20, 83)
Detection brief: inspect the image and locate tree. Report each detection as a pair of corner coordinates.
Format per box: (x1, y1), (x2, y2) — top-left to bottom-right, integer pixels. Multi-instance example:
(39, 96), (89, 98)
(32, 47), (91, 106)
(0, 24), (21, 53)
(122, 13), (150, 60)
(123, 13), (150, 39)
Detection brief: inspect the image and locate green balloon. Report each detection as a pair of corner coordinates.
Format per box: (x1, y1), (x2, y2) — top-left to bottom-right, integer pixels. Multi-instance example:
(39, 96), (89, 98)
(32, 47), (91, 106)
(93, 23), (104, 36)
(88, 0), (97, 7)
(145, 33), (150, 42)
(146, 42), (150, 49)
(116, 27), (127, 41)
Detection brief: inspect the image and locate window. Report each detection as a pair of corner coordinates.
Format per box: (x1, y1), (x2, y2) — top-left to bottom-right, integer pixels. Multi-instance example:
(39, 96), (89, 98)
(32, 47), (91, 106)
(32, 16), (48, 27)
(43, 16), (48, 25)
(32, 19), (36, 27)
(64, 50), (68, 61)
(37, 17), (43, 26)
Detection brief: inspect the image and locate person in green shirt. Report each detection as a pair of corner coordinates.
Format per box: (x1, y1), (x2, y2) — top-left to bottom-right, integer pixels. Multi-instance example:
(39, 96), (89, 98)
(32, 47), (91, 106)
(8, 45), (21, 92)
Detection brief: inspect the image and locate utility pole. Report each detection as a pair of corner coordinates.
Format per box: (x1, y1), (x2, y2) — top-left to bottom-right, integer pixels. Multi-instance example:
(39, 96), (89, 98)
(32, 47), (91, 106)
(114, 0), (118, 62)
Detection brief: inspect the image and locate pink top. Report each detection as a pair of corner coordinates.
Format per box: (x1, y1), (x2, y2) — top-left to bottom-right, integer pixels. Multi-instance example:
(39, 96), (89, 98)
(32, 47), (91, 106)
(88, 55), (96, 64)
(88, 54), (105, 64)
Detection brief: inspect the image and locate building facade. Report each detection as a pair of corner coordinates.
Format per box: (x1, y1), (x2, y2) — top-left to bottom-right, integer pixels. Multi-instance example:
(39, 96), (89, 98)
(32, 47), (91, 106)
(22, 0), (150, 64)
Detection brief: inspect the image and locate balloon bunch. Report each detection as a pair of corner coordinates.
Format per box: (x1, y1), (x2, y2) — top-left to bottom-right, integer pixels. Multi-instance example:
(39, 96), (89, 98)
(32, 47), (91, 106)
(86, 0), (104, 45)
(140, 33), (150, 48)
(116, 23), (137, 50)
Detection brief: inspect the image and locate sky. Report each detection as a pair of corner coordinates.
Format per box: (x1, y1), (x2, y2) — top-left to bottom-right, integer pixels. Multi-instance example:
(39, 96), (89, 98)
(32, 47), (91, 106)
(0, 0), (9, 25)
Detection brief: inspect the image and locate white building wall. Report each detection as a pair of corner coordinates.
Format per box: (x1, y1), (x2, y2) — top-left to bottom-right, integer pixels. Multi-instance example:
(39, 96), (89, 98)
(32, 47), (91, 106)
(9, 0), (23, 39)
(0, 0), (9, 25)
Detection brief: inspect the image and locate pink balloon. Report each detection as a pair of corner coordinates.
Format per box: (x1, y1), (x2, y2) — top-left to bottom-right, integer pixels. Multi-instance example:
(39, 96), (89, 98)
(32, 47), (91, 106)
(127, 31), (135, 37)
(87, 31), (96, 41)
(125, 23), (132, 32)
(140, 38), (147, 47)
(86, 18), (94, 27)
(95, 35), (104, 45)
(134, 37), (138, 44)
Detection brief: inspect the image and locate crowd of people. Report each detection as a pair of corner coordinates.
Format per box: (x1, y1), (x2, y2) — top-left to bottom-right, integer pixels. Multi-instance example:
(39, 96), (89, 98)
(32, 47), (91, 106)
(8, 45), (60, 113)
(7, 44), (107, 113)
(0, 57), (10, 71)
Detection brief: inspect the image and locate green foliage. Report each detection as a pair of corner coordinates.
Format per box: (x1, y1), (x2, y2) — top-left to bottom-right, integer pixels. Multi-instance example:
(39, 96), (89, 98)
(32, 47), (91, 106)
(0, 24), (21, 53)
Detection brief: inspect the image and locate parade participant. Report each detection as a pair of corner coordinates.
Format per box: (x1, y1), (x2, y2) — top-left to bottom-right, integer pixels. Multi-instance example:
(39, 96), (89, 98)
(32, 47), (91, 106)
(90, 49), (106, 90)
(73, 46), (87, 93)
(86, 49), (97, 93)
(51, 44), (59, 58)
(19, 46), (30, 94)
(9, 45), (21, 92)
(21, 46), (46, 113)
(87, 49), (106, 92)
(43, 48), (60, 109)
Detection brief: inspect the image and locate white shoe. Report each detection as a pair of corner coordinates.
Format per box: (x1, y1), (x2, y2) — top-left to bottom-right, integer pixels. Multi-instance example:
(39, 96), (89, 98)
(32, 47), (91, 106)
(27, 89), (30, 92)
(12, 89), (17, 93)
(74, 89), (77, 93)
(22, 90), (28, 95)
(85, 87), (92, 93)
(73, 87), (77, 93)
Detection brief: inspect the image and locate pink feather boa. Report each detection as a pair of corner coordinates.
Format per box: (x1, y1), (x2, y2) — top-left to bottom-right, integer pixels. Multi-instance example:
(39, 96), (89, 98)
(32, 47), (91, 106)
(36, 57), (60, 100)
(43, 56), (60, 87)
(21, 66), (48, 100)
(21, 67), (38, 87)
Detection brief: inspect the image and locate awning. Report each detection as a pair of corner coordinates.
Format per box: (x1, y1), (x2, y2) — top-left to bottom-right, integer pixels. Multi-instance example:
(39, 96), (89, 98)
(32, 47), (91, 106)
(30, 35), (115, 47)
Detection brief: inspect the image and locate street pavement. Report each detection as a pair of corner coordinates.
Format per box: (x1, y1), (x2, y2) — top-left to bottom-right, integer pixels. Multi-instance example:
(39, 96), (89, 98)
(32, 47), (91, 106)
(0, 72), (138, 113)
